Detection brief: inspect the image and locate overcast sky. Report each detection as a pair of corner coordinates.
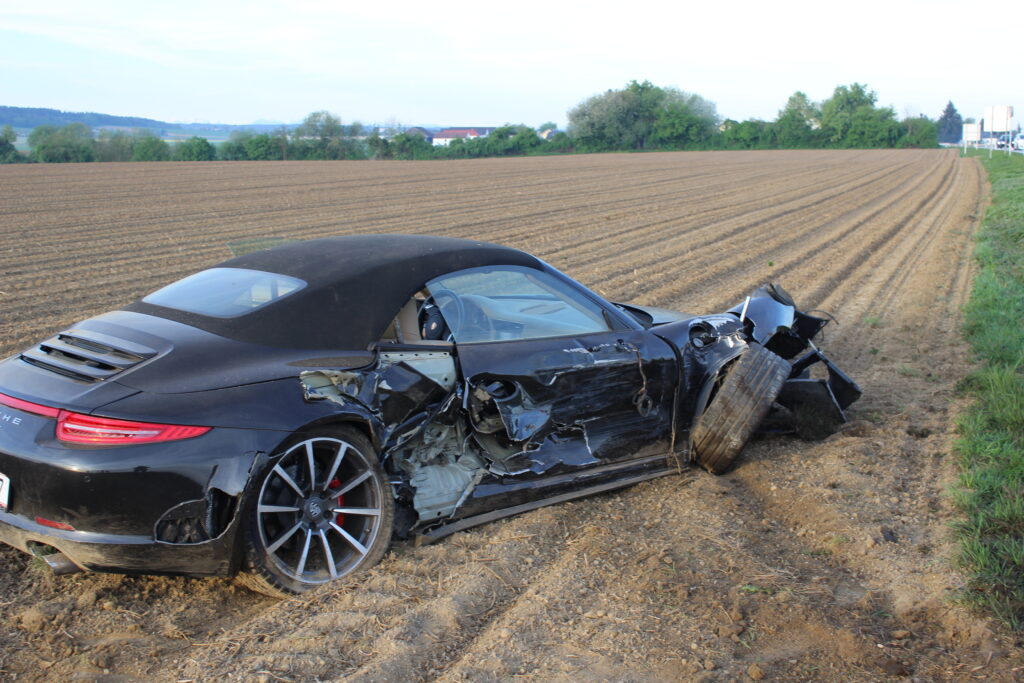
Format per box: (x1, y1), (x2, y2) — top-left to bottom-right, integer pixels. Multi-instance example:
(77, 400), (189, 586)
(1, 1), (1019, 129)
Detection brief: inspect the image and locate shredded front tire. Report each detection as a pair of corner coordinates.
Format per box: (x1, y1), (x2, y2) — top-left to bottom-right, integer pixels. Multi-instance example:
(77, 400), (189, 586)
(692, 344), (790, 474)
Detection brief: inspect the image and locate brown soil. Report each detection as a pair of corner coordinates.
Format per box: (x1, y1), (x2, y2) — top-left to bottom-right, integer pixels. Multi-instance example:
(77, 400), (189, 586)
(2, 150), (1018, 681)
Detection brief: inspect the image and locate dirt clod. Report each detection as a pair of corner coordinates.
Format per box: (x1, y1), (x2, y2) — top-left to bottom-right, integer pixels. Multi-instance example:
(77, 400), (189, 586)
(907, 425), (932, 438)
(881, 657), (911, 676)
(18, 607), (49, 633)
(76, 590), (99, 609)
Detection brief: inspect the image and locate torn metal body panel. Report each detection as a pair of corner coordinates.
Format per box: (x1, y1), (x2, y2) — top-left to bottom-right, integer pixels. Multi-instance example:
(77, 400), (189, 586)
(725, 284), (862, 432)
(456, 331), (677, 466)
(0, 234), (861, 594)
(649, 313), (749, 434)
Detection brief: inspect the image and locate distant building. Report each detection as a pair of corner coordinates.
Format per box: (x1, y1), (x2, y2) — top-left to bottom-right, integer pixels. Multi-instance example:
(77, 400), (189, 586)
(432, 127), (497, 146)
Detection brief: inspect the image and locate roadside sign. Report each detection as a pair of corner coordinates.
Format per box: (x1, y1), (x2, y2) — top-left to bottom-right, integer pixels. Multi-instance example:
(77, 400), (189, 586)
(984, 106), (1014, 133)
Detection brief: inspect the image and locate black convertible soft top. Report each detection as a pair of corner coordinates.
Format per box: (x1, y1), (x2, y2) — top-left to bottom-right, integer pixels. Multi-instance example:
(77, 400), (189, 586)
(126, 234), (541, 349)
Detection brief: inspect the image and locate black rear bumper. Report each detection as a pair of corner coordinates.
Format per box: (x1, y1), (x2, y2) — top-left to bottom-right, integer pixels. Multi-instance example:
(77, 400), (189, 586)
(0, 509), (239, 576)
(0, 409), (287, 577)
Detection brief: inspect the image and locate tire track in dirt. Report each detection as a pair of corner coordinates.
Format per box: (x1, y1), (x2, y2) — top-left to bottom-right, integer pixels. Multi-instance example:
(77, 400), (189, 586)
(2, 150), (1018, 682)
(705, 153), (994, 680)
(542, 157), (913, 273)
(615, 152), (950, 314)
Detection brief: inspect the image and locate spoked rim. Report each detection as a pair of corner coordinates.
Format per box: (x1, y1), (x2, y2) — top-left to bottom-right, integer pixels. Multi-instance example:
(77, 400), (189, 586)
(256, 437), (384, 584)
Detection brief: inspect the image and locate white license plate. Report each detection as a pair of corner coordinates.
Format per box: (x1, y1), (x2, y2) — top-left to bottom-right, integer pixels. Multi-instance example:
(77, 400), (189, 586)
(0, 472), (9, 511)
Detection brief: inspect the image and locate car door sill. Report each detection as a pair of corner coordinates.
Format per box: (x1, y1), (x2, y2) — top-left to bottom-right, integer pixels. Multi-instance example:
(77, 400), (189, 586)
(415, 464), (678, 544)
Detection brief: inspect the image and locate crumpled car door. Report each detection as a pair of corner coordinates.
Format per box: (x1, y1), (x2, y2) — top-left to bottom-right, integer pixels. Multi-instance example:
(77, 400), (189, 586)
(455, 329), (677, 476)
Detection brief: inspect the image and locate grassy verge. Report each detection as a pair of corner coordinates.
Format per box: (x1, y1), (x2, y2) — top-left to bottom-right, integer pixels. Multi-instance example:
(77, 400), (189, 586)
(953, 150), (1024, 628)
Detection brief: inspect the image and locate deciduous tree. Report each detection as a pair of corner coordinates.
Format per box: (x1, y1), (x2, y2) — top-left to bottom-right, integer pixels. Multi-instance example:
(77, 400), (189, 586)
(568, 80), (718, 151)
(0, 125), (20, 163)
(773, 92), (822, 148)
(95, 130), (134, 161)
(28, 123), (95, 162)
(173, 136), (217, 161)
(293, 111), (354, 159)
(131, 134), (170, 161)
(219, 131), (252, 160)
(244, 133), (283, 161)
(719, 119), (770, 149)
(897, 115), (938, 148)
(819, 83), (903, 148)
(390, 132), (434, 160)
(820, 83), (877, 145)
(366, 132), (391, 160)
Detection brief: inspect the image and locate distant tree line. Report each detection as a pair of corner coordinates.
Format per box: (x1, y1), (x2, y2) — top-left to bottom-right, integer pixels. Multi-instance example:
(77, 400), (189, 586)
(1, 82), (942, 165)
(368, 124), (572, 160)
(4, 112), (572, 164)
(566, 81), (936, 152)
(17, 123), (216, 162)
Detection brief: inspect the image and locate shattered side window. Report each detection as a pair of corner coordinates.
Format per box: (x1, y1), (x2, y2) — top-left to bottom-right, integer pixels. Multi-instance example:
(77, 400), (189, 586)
(426, 266), (612, 343)
(143, 268), (306, 318)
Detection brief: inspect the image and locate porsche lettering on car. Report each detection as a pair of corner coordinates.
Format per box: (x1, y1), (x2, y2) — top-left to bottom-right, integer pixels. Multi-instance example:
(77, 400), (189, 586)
(0, 234), (860, 596)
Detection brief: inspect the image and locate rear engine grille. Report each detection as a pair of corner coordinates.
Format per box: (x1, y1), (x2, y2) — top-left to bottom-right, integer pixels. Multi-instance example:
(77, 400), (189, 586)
(19, 329), (156, 382)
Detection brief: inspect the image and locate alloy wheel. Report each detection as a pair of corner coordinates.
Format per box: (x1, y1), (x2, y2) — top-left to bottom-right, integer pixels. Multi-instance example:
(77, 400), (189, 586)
(255, 436), (385, 584)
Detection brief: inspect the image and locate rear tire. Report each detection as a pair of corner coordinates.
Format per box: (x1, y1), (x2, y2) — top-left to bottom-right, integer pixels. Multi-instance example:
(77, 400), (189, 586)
(237, 426), (393, 598)
(692, 344), (790, 474)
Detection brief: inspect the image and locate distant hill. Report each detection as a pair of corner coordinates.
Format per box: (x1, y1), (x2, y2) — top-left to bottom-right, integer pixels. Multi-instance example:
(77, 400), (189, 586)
(0, 106), (167, 130)
(0, 106), (299, 140)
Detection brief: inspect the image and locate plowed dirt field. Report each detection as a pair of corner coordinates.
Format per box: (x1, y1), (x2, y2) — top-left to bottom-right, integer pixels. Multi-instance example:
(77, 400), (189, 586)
(2, 150), (1019, 681)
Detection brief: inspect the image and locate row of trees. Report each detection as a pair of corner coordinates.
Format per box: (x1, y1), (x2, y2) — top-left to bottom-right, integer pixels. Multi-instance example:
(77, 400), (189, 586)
(567, 81), (937, 151)
(6, 115), (573, 164)
(368, 125), (571, 160)
(11, 123), (218, 163)
(3, 82), (943, 164)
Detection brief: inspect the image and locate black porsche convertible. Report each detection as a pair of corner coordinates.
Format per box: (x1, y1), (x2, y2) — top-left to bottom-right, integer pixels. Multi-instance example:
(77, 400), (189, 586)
(0, 234), (859, 596)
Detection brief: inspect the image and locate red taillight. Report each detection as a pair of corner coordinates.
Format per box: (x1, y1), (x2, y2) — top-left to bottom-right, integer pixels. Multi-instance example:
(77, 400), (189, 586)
(56, 412), (211, 445)
(35, 516), (75, 531)
(0, 392), (60, 418)
(0, 392), (209, 445)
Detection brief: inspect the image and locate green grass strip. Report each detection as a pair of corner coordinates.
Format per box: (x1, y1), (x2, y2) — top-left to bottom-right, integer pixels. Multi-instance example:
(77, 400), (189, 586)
(954, 150), (1024, 629)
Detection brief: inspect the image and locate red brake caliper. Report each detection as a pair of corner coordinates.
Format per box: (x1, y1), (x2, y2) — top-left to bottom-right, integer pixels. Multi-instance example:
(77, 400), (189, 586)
(329, 478), (345, 524)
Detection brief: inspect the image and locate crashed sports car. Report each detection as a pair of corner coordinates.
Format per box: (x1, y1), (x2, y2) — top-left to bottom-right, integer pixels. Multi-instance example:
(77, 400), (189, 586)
(0, 234), (859, 596)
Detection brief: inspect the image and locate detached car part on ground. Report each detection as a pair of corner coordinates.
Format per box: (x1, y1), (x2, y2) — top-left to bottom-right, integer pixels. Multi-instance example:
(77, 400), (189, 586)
(0, 235), (860, 597)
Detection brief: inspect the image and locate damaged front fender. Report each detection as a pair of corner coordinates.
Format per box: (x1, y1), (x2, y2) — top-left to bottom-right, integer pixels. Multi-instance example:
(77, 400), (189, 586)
(728, 283), (862, 437)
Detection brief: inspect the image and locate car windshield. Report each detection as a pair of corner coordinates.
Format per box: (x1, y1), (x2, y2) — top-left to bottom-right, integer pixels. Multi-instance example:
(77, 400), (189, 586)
(142, 267), (307, 318)
(426, 265), (612, 342)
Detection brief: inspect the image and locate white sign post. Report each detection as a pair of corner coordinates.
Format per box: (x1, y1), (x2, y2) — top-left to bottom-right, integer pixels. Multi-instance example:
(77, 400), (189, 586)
(984, 106), (1014, 156)
(963, 123), (982, 154)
